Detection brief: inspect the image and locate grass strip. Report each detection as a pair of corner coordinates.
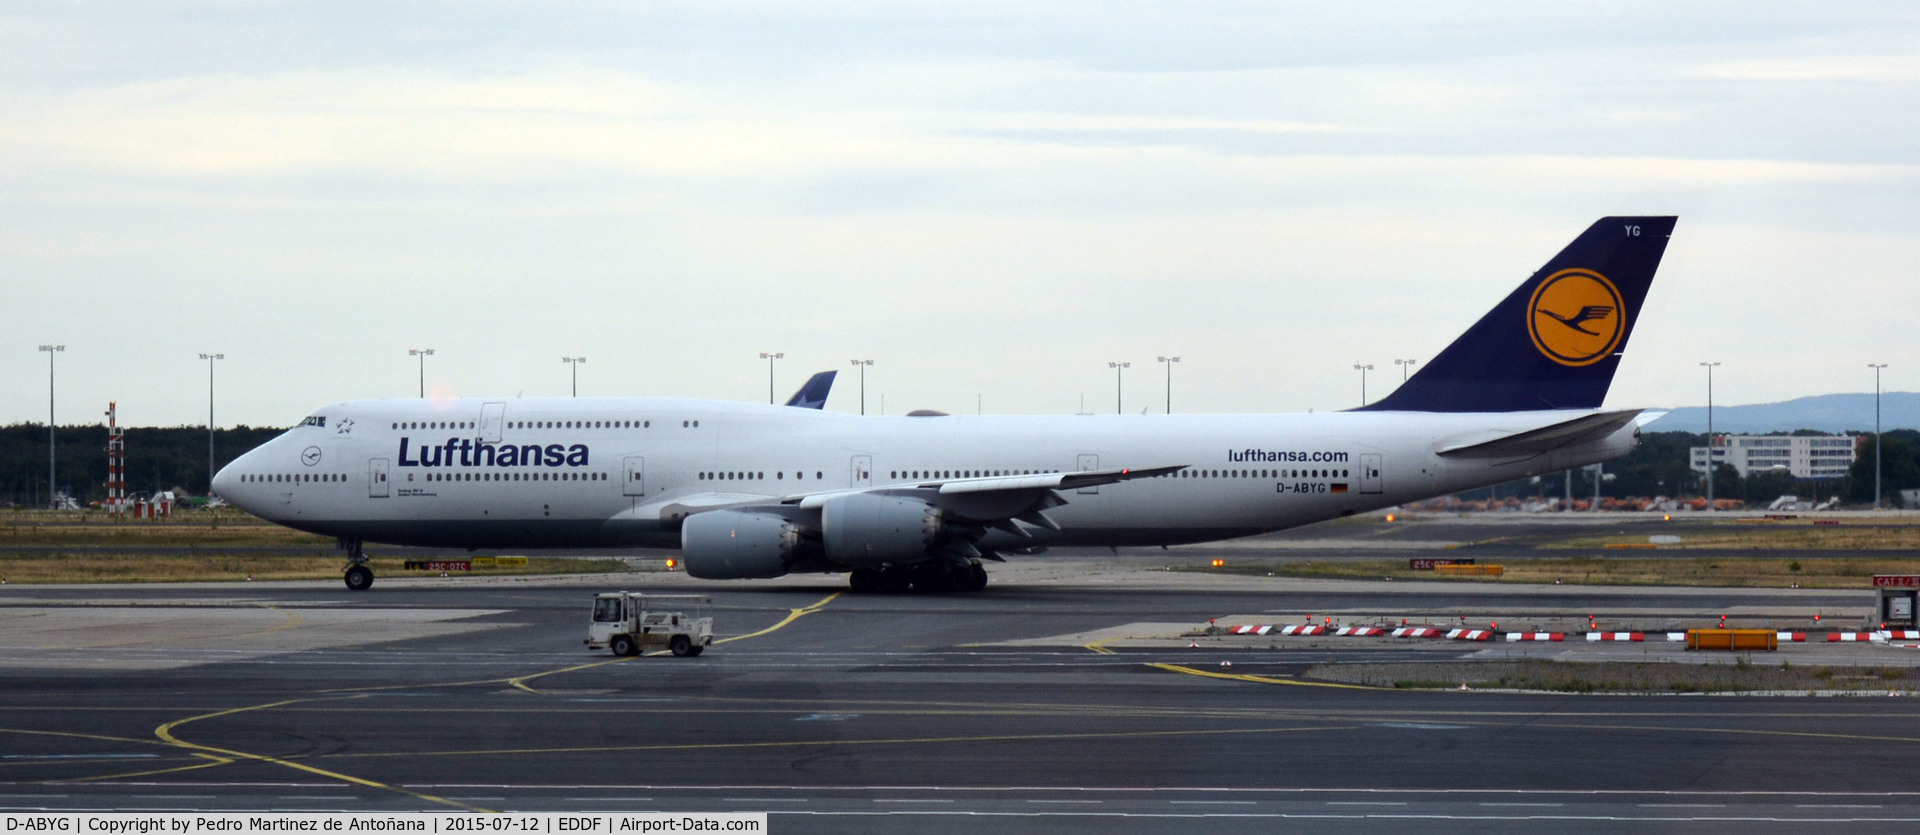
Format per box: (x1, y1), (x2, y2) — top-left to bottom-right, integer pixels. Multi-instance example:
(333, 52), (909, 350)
(1197, 555), (1920, 589)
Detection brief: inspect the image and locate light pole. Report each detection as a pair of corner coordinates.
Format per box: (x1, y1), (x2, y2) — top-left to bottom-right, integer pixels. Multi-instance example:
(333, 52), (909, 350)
(1872, 363), (1888, 510)
(561, 356), (586, 397)
(199, 353), (223, 497)
(1157, 356), (1180, 414)
(409, 348), (434, 398)
(37, 345), (64, 509)
(1394, 358), (1417, 382)
(760, 352), (784, 404)
(850, 360), (873, 415)
(1108, 362), (1130, 414)
(1701, 361), (1720, 512)
(1354, 363), (1374, 407)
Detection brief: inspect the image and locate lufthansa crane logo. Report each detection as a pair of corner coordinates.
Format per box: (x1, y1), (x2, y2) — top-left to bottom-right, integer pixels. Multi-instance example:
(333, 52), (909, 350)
(1527, 268), (1625, 366)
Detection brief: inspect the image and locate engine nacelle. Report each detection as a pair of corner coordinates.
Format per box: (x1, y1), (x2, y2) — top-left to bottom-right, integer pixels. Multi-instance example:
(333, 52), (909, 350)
(681, 510), (803, 579)
(821, 493), (944, 567)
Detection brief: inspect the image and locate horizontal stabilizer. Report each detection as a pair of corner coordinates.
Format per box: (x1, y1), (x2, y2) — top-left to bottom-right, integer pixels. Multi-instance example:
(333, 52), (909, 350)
(1435, 409), (1643, 458)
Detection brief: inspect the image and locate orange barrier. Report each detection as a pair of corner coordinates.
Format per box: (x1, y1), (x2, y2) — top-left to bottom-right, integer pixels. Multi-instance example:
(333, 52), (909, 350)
(1686, 629), (1777, 651)
(1434, 564), (1504, 576)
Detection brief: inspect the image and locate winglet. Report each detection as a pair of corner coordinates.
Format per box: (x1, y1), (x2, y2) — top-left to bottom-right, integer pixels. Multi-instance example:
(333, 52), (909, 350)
(784, 371), (837, 409)
(1361, 217), (1676, 412)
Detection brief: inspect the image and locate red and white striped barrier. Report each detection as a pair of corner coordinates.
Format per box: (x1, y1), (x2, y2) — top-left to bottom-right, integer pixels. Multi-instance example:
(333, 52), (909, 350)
(1585, 632), (1644, 642)
(1392, 627), (1443, 638)
(1447, 629), (1494, 641)
(1776, 632), (1807, 642)
(1230, 625), (1271, 635)
(1665, 633), (1688, 642)
(1882, 630), (1920, 640)
(1504, 632), (1564, 642)
(1826, 632), (1883, 642)
(1335, 626), (1385, 637)
(1279, 625), (1325, 636)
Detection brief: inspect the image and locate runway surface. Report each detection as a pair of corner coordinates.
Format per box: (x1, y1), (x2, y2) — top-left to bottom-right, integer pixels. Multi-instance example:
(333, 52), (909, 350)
(2, 554), (1919, 833)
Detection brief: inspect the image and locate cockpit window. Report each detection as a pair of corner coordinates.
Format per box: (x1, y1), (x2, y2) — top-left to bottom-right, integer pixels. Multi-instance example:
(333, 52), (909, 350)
(300, 416), (327, 428)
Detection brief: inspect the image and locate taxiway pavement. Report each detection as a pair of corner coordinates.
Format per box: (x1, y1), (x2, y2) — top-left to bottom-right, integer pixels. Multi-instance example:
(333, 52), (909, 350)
(1, 558), (1917, 833)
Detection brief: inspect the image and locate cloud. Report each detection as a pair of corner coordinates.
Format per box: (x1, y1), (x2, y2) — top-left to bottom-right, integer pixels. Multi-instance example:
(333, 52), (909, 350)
(1697, 54), (1920, 82)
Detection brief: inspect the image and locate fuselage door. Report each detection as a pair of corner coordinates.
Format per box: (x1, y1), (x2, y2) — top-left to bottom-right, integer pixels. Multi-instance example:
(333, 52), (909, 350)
(850, 455), (872, 489)
(623, 456), (646, 497)
(1359, 453), (1383, 494)
(368, 458), (390, 498)
(1076, 453), (1100, 494)
(479, 402), (506, 444)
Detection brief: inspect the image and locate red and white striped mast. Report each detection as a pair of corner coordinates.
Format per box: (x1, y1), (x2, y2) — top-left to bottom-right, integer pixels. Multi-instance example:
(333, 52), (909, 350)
(105, 402), (125, 516)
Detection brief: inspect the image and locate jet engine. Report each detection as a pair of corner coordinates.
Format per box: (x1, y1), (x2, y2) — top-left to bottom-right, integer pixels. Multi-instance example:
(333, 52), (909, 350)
(681, 510), (804, 579)
(821, 493), (945, 567)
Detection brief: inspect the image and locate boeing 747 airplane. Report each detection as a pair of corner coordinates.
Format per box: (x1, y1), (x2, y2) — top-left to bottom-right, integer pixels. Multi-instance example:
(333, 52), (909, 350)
(215, 217), (1676, 591)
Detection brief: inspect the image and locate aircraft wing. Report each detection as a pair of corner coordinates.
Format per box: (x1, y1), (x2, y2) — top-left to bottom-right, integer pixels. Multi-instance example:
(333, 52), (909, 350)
(632, 465), (1187, 539)
(1434, 409), (1644, 459)
(796, 465), (1187, 504)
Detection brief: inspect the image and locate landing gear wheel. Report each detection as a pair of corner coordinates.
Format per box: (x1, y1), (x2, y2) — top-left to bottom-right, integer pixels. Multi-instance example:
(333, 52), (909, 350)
(609, 635), (637, 657)
(849, 568), (879, 593)
(879, 568), (912, 593)
(962, 563), (988, 592)
(344, 565), (374, 591)
(911, 564), (952, 593)
(669, 635), (693, 657)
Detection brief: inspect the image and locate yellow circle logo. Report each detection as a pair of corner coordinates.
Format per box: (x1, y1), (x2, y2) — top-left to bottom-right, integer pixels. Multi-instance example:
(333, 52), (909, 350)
(1527, 269), (1625, 367)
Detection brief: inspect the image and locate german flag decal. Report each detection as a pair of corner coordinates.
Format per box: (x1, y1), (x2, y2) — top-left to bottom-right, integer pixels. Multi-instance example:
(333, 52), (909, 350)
(1331, 483), (1349, 493)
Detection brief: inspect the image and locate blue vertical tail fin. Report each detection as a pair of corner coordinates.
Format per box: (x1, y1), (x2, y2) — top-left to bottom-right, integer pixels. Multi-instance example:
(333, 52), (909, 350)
(784, 371), (837, 409)
(1359, 216), (1676, 413)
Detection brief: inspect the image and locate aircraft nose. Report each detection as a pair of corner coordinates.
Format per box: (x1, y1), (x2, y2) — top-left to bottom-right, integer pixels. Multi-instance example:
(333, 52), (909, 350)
(211, 462), (238, 501)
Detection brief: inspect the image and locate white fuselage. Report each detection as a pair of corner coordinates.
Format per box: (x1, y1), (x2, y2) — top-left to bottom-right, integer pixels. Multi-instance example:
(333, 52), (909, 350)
(214, 397), (1639, 553)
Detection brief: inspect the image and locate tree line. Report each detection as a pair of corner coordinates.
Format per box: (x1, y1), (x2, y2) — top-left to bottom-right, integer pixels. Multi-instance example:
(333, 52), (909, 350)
(0, 423), (285, 507)
(1413, 429), (1920, 508)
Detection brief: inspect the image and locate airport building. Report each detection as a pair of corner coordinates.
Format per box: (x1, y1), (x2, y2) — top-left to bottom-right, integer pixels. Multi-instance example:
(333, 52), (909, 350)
(1689, 434), (1859, 480)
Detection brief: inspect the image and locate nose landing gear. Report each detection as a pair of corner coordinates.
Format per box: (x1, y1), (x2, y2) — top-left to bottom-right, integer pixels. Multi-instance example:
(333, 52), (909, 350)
(341, 539), (373, 591)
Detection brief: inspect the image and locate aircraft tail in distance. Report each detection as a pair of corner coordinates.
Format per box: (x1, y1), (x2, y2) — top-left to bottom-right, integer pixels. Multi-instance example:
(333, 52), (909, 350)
(785, 371), (837, 409)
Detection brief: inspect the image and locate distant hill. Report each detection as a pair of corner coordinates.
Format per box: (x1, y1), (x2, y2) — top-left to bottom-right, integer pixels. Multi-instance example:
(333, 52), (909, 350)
(1644, 392), (1920, 434)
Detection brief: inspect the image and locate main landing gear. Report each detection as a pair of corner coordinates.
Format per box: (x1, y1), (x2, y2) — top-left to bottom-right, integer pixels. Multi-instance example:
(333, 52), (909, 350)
(342, 539), (374, 591)
(848, 559), (988, 594)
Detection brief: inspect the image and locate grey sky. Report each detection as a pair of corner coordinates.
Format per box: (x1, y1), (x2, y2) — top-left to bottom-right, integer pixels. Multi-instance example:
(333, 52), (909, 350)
(4, 2), (1916, 427)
